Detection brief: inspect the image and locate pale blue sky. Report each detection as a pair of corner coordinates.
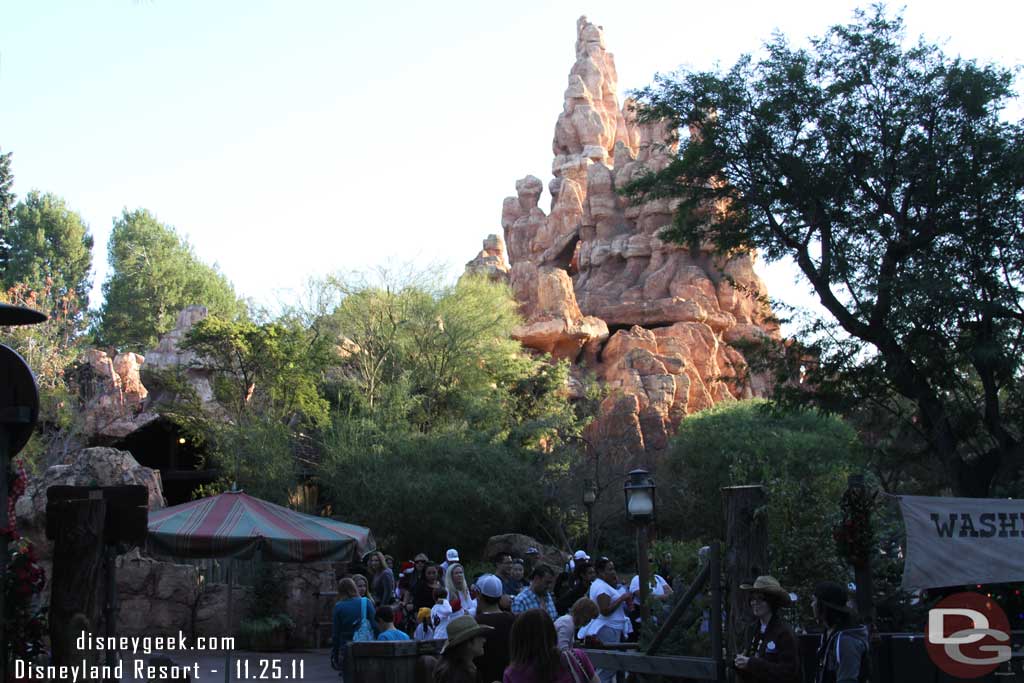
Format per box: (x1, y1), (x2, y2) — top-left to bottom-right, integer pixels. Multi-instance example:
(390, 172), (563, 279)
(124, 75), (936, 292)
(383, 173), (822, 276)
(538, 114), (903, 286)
(2, 1), (1022, 317)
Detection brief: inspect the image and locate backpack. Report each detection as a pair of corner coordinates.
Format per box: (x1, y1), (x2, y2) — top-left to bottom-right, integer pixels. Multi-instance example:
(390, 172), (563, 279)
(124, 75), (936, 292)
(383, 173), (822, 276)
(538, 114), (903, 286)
(817, 630), (870, 683)
(353, 597), (375, 642)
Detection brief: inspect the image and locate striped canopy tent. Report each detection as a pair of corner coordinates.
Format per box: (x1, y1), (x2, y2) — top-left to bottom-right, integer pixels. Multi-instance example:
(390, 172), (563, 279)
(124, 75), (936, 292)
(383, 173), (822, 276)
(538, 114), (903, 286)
(147, 490), (375, 562)
(147, 490), (373, 681)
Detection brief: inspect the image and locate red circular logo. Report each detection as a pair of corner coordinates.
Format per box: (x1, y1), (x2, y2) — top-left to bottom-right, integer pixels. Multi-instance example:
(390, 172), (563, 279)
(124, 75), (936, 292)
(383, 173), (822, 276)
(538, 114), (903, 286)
(925, 591), (1011, 678)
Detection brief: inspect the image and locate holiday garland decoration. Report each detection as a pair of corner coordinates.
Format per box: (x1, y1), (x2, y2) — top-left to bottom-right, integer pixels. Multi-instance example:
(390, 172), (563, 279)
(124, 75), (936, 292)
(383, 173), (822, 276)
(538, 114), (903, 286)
(4, 458), (48, 661)
(834, 482), (876, 569)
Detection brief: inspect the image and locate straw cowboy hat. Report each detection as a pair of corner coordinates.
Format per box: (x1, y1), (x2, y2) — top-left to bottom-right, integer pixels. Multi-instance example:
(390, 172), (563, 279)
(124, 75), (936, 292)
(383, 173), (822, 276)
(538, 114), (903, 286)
(740, 576), (792, 606)
(440, 615), (493, 654)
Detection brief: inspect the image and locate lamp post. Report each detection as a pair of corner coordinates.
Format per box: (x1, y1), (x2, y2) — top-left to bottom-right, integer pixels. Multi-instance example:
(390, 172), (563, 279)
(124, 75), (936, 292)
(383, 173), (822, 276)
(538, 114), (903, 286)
(583, 479), (597, 554)
(624, 468), (655, 631)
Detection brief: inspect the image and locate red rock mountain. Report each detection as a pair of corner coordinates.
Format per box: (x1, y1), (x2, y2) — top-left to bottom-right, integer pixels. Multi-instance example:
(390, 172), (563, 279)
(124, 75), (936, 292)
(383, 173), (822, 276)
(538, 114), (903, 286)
(466, 16), (780, 455)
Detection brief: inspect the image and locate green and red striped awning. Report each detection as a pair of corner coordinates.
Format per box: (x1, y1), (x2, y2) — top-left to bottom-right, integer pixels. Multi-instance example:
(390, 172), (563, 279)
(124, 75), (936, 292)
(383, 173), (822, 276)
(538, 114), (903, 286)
(147, 490), (374, 562)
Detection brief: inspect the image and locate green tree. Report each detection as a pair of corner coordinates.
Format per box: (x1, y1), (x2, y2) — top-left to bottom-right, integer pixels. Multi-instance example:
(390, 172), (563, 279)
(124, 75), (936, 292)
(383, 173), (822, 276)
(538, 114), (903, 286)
(171, 313), (333, 503)
(319, 272), (566, 438)
(313, 270), (590, 553)
(0, 147), (14, 275)
(4, 191), (93, 320)
(627, 6), (1024, 496)
(96, 208), (243, 351)
(181, 314), (331, 428)
(1, 278), (86, 469)
(661, 400), (863, 606)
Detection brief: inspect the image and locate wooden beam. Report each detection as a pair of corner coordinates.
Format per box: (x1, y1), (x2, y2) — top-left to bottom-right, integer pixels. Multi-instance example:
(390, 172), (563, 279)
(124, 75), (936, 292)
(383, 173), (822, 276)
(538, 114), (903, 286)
(582, 650), (720, 679)
(646, 561), (710, 655)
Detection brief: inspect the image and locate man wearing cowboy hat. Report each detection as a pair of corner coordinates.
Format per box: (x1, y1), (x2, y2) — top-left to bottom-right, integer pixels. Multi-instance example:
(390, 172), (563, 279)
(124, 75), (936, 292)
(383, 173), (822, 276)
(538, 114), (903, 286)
(812, 582), (869, 683)
(734, 576), (800, 683)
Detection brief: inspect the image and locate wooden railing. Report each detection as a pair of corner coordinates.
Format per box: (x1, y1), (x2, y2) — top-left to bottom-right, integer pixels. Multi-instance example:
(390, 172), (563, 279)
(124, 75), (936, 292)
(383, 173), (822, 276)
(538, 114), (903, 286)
(581, 542), (725, 681)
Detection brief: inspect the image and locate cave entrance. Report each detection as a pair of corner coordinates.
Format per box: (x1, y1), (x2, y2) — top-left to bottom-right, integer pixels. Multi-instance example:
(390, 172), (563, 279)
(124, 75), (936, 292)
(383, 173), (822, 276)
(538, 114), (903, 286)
(112, 418), (217, 505)
(553, 235), (581, 275)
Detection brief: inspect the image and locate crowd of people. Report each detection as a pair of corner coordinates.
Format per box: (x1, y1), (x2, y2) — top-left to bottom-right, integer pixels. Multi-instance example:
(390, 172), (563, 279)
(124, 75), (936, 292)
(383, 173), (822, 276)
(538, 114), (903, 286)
(330, 547), (868, 683)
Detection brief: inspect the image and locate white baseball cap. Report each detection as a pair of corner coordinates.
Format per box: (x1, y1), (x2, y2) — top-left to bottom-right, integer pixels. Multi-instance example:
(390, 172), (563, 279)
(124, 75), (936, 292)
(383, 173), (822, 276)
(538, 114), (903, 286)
(446, 548), (460, 562)
(573, 550), (590, 561)
(477, 574), (503, 599)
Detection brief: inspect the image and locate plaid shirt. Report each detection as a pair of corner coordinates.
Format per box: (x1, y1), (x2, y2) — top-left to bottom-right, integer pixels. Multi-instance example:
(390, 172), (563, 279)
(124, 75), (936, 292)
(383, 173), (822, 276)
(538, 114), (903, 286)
(511, 588), (557, 620)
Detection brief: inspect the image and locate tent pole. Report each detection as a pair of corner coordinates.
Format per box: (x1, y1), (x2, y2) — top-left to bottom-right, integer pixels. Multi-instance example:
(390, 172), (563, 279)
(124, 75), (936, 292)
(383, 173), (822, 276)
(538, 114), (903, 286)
(225, 560), (233, 683)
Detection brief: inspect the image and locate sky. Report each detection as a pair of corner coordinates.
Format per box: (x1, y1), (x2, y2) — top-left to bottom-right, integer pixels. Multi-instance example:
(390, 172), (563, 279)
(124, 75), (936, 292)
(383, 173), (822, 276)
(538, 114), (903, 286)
(2, 0), (1023, 318)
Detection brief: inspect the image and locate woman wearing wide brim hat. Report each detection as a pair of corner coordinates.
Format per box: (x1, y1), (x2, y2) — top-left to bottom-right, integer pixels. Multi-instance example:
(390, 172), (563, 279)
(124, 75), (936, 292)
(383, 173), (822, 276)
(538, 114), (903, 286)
(432, 614), (493, 683)
(734, 576), (801, 683)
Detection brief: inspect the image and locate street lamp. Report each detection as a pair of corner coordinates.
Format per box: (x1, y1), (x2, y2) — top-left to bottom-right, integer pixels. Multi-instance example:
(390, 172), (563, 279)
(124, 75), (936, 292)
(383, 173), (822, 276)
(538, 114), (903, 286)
(624, 468), (656, 630)
(583, 479), (597, 554)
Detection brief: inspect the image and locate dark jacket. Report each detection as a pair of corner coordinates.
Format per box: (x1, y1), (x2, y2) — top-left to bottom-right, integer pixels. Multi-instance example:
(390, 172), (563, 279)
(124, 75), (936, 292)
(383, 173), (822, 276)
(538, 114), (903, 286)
(816, 625), (869, 683)
(738, 614), (801, 683)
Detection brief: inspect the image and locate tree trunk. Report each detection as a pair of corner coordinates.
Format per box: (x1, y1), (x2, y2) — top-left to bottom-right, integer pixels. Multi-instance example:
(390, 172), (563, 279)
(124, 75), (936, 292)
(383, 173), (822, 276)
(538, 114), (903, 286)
(49, 497), (106, 666)
(722, 485), (768, 680)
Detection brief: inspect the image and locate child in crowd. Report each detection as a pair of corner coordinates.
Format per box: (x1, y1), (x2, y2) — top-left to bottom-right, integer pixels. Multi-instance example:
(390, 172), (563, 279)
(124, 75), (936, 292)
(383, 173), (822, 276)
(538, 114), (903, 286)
(376, 605), (410, 641)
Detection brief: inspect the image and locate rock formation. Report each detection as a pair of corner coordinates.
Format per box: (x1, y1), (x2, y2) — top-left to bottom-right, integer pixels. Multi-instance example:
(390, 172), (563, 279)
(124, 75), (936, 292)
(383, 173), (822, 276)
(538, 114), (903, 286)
(15, 447), (166, 563)
(74, 349), (157, 439)
(73, 306), (224, 443)
(468, 16), (780, 455)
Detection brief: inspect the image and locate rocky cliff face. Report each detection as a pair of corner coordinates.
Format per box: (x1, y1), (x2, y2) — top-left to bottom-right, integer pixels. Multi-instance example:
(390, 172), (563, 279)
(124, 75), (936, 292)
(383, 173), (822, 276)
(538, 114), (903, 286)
(467, 16), (779, 455)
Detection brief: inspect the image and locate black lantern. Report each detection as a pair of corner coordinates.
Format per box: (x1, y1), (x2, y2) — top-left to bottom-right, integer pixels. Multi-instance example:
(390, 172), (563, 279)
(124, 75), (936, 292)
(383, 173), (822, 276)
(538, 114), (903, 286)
(583, 479), (597, 507)
(624, 468), (655, 523)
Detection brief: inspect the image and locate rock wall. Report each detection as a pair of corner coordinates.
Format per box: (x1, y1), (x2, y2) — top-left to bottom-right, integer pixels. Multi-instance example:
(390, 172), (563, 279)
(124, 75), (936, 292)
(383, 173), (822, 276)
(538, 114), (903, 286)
(468, 17), (780, 456)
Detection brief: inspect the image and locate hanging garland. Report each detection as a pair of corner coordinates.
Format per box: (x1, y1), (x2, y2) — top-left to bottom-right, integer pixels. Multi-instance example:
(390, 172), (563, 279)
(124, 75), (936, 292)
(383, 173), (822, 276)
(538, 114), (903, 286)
(4, 458), (48, 662)
(834, 482), (876, 569)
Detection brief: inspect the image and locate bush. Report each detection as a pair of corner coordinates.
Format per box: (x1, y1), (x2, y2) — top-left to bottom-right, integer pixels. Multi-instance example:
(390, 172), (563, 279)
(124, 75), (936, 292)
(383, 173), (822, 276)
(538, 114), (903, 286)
(320, 426), (543, 560)
(660, 400), (865, 616)
(238, 615), (295, 652)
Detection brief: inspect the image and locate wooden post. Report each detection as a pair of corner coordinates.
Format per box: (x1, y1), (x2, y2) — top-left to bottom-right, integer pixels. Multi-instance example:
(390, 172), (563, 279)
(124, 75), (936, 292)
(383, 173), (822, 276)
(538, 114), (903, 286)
(103, 545), (119, 683)
(722, 485), (768, 679)
(847, 474), (875, 626)
(49, 494), (107, 666)
(0, 428), (9, 682)
(710, 542), (724, 679)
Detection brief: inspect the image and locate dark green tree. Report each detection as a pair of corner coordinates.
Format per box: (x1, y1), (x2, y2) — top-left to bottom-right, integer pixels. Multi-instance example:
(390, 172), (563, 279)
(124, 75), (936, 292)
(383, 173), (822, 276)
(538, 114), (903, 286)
(4, 191), (94, 315)
(661, 400), (863, 608)
(96, 208), (243, 351)
(319, 428), (543, 559)
(627, 6), (1024, 496)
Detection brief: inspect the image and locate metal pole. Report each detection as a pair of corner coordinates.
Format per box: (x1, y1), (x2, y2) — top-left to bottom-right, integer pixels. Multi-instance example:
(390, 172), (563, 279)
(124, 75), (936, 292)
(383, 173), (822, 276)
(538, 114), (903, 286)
(225, 560), (233, 683)
(585, 503), (594, 555)
(637, 523), (650, 631)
